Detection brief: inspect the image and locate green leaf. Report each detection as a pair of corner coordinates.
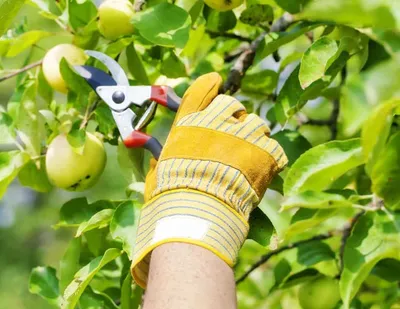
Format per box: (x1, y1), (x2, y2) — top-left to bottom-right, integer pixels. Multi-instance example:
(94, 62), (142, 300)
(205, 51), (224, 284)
(76, 209), (115, 237)
(16, 79), (43, 158)
(361, 28), (400, 57)
(38, 68), (54, 103)
(284, 139), (364, 195)
(60, 58), (92, 94)
(255, 22), (322, 63)
(0, 151), (29, 199)
(284, 208), (338, 239)
(361, 99), (400, 175)
(0, 0), (25, 36)
(299, 37), (338, 89)
(340, 212), (400, 308)
(339, 58), (400, 137)
(68, 0), (97, 31)
(132, 3), (191, 48)
(247, 207), (274, 247)
(117, 140), (145, 183)
(126, 43), (150, 84)
(29, 266), (61, 305)
(302, 0), (400, 30)
(6, 30), (51, 57)
(56, 197), (118, 228)
(0, 112), (15, 144)
(241, 69), (278, 95)
(79, 286), (119, 309)
(95, 103), (117, 141)
(275, 52), (349, 123)
(121, 275), (143, 309)
(206, 10), (237, 33)
(161, 51), (187, 78)
(272, 130), (311, 167)
(282, 191), (353, 210)
(275, 0), (310, 14)
(371, 258), (400, 282)
(371, 131), (400, 210)
(18, 157), (52, 192)
(110, 201), (137, 259)
(239, 4), (273, 26)
(61, 248), (122, 309)
(60, 237), (81, 294)
(66, 121), (86, 154)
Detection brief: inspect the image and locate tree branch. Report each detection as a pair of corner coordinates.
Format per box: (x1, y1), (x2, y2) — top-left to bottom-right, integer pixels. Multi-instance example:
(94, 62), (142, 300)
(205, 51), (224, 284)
(80, 99), (101, 129)
(236, 231), (334, 285)
(339, 211), (365, 273)
(0, 60), (43, 83)
(223, 13), (294, 94)
(206, 30), (253, 42)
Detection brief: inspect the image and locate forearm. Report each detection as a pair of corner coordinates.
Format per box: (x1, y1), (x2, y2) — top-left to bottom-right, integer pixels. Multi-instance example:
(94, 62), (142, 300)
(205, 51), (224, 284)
(143, 243), (237, 309)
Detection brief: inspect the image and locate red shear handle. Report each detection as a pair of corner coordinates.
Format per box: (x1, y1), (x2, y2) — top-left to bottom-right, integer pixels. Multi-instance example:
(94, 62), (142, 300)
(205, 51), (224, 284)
(123, 131), (163, 160)
(150, 86), (181, 112)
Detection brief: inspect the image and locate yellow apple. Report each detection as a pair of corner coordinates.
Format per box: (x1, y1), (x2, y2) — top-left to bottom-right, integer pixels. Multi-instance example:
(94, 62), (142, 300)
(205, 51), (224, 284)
(204, 0), (244, 11)
(42, 44), (88, 93)
(298, 276), (341, 309)
(98, 0), (135, 40)
(46, 132), (107, 191)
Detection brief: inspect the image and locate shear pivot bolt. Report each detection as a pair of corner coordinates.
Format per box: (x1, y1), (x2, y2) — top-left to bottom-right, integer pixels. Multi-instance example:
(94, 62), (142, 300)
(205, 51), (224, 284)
(112, 91), (125, 103)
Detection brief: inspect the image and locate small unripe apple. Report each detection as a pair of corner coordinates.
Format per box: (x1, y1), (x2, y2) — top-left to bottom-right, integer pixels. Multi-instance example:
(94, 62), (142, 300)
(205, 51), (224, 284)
(204, 0), (243, 11)
(46, 132), (107, 191)
(42, 44), (88, 93)
(298, 276), (341, 309)
(98, 0), (135, 40)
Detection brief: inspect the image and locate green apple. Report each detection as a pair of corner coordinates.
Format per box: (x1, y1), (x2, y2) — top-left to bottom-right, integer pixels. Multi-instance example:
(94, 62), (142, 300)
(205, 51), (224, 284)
(298, 276), (341, 309)
(98, 0), (135, 40)
(42, 44), (88, 93)
(46, 132), (107, 191)
(203, 0), (243, 11)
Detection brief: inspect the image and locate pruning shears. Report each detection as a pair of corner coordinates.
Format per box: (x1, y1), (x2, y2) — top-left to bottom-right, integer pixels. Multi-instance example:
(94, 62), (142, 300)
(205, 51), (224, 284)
(74, 50), (182, 159)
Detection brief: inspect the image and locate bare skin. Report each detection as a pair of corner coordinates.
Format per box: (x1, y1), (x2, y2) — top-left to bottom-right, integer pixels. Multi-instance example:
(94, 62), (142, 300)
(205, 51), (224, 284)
(143, 243), (237, 309)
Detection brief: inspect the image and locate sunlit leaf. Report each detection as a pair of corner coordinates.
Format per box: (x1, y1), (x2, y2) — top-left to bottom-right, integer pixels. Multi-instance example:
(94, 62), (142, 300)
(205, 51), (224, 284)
(6, 30), (51, 57)
(272, 130), (311, 167)
(132, 3), (191, 48)
(79, 286), (118, 309)
(282, 191), (353, 210)
(299, 37), (338, 89)
(239, 4), (273, 26)
(0, 151), (29, 199)
(75, 209), (114, 237)
(284, 139), (364, 195)
(121, 275), (143, 309)
(361, 99), (400, 175)
(161, 51), (187, 78)
(206, 10), (237, 33)
(340, 211), (400, 308)
(126, 43), (150, 84)
(110, 201), (137, 259)
(61, 248), (122, 309)
(241, 69), (278, 95)
(371, 131), (400, 210)
(0, 0), (25, 36)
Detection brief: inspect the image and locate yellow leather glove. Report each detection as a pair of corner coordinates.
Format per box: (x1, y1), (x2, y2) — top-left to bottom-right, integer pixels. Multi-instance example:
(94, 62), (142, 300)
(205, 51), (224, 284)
(131, 72), (288, 288)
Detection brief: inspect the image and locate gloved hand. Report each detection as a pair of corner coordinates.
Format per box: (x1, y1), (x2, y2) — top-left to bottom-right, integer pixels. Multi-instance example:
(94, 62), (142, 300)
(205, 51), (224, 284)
(131, 72), (288, 288)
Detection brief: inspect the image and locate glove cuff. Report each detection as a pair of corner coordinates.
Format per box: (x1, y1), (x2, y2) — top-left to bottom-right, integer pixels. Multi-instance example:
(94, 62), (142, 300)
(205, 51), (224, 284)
(131, 189), (249, 288)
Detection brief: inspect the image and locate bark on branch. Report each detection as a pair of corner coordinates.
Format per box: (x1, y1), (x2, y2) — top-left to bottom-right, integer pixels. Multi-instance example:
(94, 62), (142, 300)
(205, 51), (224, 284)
(236, 231), (334, 285)
(0, 60), (43, 83)
(223, 13), (294, 94)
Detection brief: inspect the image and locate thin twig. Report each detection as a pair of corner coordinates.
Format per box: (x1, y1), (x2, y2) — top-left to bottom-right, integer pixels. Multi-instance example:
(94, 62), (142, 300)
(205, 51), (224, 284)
(339, 211), (365, 273)
(206, 30), (253, 42)
(236, 232), (334, 285)
(80, 99), (100, 129)
(0, 60), (43, 83)
(223, 13), (294, 94)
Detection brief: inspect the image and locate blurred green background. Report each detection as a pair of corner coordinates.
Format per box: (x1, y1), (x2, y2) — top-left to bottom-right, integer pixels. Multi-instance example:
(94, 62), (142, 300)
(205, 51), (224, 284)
(0, 6), (129, 308)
